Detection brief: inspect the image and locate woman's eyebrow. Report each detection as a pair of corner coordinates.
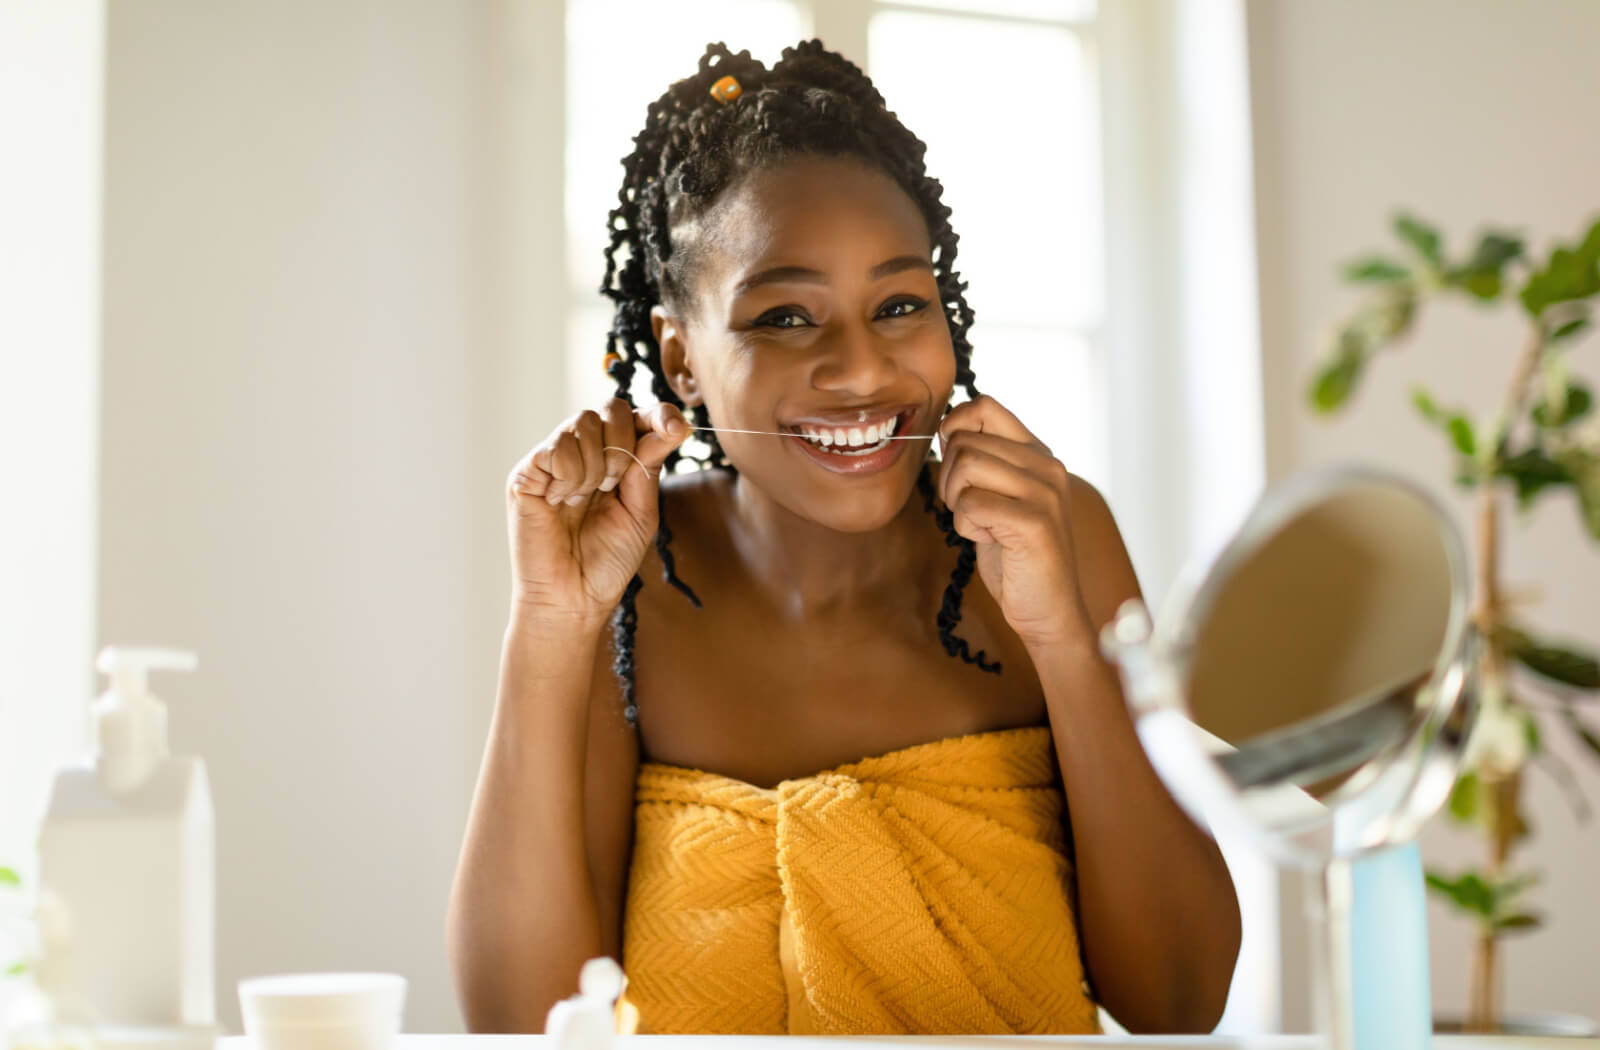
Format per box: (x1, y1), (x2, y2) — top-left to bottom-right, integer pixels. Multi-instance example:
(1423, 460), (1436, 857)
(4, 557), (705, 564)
(868, 255), (934, 280)
(732, 255), (933, 297)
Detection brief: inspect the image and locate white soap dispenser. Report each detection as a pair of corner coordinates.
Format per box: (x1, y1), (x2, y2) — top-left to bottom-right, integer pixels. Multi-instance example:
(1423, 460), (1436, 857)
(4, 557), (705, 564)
(36, 647), (215, 1037)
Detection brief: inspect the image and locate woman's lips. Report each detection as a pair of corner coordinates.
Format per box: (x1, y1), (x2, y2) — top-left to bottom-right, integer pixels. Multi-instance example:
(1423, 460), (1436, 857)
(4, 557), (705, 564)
(787, 430), (909, 474)
(783, 409), (919, 476)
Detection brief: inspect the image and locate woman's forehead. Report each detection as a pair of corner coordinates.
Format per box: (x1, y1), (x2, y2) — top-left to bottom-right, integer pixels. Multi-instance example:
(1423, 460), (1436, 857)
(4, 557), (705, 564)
(703, 157), (933, 285)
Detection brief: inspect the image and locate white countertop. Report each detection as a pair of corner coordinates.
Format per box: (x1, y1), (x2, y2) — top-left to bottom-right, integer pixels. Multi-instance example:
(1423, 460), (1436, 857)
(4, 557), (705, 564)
(217, 1035), (1600, 1049)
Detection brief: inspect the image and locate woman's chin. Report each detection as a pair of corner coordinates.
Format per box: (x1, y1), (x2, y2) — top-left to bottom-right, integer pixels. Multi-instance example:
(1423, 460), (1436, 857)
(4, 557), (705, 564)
(796, 477), (920, 535)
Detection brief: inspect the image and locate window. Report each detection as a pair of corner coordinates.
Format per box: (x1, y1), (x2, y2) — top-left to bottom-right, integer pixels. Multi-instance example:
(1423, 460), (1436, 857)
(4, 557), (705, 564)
(563, 0), (1107, 488)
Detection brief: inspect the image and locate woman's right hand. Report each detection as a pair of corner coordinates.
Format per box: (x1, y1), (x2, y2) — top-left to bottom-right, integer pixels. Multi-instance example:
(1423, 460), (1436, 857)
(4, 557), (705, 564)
(507, 399), (691, 628)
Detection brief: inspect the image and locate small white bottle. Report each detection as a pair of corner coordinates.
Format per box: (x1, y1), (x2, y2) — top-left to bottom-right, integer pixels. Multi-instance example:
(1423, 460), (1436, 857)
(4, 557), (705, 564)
(544, 959), (625, 1050)
(36, 648), (214, 1033)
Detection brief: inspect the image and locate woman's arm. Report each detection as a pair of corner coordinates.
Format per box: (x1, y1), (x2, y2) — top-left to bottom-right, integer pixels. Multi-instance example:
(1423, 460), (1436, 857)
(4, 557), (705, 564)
(446, 613), (639, 1032)
(1032, 478), (1240, 1033)
(935, 396), (1240, 1032)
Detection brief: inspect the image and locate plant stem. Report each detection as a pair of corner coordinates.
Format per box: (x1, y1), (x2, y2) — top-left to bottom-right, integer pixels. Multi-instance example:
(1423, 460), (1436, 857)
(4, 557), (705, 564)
(1470, 928), (1499, 1032)
(1465, 321), (1546, 1033)
(1488, 324), (1548, 463)
(1467, 478), (1504, 1031)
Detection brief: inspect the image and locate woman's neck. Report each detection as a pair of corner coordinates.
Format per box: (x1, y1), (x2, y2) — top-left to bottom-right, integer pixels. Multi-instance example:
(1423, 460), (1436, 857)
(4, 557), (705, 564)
(726, 470), (935, 622)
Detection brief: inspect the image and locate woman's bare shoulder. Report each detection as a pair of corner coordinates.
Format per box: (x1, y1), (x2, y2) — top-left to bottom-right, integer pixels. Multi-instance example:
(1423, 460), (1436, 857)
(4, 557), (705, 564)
(1064, 472), (1143, 629)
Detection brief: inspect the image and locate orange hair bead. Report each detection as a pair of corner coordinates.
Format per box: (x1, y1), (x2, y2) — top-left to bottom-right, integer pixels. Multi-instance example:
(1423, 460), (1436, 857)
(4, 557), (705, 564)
(709, 75), (742, 104)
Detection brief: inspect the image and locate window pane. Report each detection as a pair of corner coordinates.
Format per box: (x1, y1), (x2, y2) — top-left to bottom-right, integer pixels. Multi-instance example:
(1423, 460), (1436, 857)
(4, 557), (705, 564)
(565, 0), (805, 296)
(975, 326), (1106, 491)
(880, 0), (1096, 22)
(868, 11), (1102, 331)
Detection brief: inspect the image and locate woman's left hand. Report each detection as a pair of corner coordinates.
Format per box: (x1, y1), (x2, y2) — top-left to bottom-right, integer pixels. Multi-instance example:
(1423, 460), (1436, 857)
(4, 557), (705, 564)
(937, 395), (1094, 652)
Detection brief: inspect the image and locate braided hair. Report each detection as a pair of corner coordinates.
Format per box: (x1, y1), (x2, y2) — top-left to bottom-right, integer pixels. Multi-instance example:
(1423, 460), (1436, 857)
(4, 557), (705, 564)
(601, 40), (1001, 728)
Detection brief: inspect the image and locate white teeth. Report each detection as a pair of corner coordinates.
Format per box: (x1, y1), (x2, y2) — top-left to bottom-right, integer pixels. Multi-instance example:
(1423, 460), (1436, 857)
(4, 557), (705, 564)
(795, 415), (902, 454)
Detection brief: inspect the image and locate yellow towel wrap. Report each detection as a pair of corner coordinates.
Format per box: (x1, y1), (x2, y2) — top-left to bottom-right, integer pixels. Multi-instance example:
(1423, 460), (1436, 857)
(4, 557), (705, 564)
(617, 725), (1100, 1034)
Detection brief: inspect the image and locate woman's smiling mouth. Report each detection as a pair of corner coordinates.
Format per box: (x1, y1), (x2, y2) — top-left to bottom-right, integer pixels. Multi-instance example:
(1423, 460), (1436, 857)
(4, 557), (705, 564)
(781, 408), (918, 474)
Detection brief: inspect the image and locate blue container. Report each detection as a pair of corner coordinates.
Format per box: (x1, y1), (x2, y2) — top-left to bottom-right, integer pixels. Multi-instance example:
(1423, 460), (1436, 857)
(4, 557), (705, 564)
(1349, 841), (1432, 1050)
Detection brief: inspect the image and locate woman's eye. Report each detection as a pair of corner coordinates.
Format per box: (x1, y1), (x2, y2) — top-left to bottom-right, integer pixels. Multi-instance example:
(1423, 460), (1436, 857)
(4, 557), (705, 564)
(878, 297), (929, 319)
(755, 308), (811, 329)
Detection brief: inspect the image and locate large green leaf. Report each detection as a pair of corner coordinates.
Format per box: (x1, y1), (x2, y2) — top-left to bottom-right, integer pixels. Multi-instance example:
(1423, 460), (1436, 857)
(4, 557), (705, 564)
(1311, 335), (1367, 413)
(1504, 627), (1600, 689)
(1550, 316), (1591, 343)
(1411, 388), (1479, 459)
(1344, 257), (1412, 283)
(1425, 870), (1496, 918)
(1395, 213), (1444, 267)
(1465, 232), (1526, 272)
(1495, 447), (1574, 507)
(1446, 771), (1481, 823)
(1531, 381), (1593, 428)
(1494, 913), (1544, 934)
(1520, 218), (1600, 317)
(1426, 867), (1548, 926)
(1445, 232), (1525, 302)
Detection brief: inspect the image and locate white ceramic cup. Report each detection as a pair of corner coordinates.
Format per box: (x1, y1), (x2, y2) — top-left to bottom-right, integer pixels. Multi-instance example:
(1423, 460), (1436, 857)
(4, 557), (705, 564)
(239, 973), (406, 1050)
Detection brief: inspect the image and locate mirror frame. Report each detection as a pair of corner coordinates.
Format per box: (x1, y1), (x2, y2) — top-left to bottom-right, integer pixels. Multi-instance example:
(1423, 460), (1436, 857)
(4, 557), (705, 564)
(1104, 464), (1479, 868)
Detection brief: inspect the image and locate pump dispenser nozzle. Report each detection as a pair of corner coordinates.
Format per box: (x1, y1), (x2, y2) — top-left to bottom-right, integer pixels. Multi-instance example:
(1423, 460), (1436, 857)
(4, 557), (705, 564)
(92, 647), (197, 795)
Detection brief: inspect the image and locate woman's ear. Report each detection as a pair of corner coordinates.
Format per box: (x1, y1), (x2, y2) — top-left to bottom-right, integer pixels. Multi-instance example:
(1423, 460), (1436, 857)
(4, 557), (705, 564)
(652, 305), (702, 407)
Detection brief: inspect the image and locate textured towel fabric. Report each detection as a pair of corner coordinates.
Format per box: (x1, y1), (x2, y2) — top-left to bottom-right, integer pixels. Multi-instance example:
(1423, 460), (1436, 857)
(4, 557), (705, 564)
(617, 725), (1100, 1034)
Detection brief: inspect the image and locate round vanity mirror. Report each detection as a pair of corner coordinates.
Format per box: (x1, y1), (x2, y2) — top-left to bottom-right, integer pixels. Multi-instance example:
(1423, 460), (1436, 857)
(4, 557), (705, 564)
(1100, 465), (1482, 1050)
(1101, 465), (1479, 869)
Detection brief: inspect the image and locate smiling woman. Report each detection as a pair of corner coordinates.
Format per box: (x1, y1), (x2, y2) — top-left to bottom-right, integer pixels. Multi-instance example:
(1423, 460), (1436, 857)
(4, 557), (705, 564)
(446, 38), (1240, 1038)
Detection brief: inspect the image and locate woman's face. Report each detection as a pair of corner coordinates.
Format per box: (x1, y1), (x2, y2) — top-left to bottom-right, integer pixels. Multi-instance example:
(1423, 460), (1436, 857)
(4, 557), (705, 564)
(655, 155), (957, 533)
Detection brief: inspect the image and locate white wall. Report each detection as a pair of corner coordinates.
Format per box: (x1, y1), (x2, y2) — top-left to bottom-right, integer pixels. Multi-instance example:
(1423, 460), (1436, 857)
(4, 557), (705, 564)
(96, 1), (557, 1032)
(1248, 0), (1600, 1023)
(0, 0), (103, 886)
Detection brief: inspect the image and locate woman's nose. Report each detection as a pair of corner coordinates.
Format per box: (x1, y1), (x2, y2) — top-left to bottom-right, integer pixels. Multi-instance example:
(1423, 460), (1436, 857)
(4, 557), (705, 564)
(812, 320), (897, 395)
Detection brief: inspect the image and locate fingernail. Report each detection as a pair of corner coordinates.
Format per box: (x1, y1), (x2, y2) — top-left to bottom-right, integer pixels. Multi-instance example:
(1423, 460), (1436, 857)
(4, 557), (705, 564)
(599, 476), (618, 492)
(545, 493), (562, 506)
(564, 493), (586, 506)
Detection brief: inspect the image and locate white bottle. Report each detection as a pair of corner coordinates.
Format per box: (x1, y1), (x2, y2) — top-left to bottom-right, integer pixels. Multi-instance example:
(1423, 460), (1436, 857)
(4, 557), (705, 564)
(36, 648), (214, 1031)
(544, 958), (625, 1050)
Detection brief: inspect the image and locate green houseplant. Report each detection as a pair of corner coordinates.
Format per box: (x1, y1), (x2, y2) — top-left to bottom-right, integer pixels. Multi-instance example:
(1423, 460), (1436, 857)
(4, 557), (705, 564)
(1308, 213), (1600, 1033)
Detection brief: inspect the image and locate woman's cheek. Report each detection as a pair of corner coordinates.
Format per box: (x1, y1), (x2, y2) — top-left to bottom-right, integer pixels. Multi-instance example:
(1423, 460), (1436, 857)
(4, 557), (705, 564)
(910, 326), (958, 389)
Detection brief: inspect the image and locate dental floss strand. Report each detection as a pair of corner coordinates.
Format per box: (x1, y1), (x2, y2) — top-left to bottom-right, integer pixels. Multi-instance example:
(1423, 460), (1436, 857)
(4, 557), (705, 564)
(684, 425), (937, 439)
(602, 422), (940, 480)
